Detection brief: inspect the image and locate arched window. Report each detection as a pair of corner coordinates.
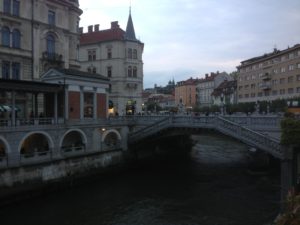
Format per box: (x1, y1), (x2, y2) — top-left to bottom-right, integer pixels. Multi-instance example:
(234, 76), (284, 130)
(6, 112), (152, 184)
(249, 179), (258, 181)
(128, 66), (132, 77)
(46, 34), (55, 55)
(12, 29), (20, 48)
(133, 49), (137, 59)
(3, 0), (11, 14)
(2, 27), (10, 47)
(133, 66), (137, 78)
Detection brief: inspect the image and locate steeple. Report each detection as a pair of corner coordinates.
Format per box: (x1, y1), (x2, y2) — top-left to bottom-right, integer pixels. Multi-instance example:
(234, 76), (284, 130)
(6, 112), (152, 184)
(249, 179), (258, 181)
(125, 8), (137, 41)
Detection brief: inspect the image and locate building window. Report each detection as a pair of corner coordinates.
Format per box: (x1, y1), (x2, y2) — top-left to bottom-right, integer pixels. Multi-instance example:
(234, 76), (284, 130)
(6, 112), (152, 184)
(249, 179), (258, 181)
(272, 90), (277, 96)
(272, 79), (278, 85)
(251, 93), (255, 97)
(48, 10), (55, 25)
(297, 87), (300, 93)
(2, 61), (10, 79)
(12, 0), (19, 16)
(3, 0), (11, 14)
(107, 48), (112, 59)
(128, 66), (132, 77)
(2, 27), (10, 47)
(133, 66), (137, 78)
(289, 65), (294, 71)
(127, 48), (132, 59)
(92, 67), (96, 74)
(12, 29), (20, 48)
(258, 92), (262, 97)
(280, 89), (285, 95)
(281, 67), (286, 73)
(280, 78), (285, 84)
(107, 66), (112, 77)
(88, 50), (96, 61)
(251, 74), (256, 80)
(297, 75), (300, 81)
(133, 49), (137, 59)
(46, 34), (55, 55)
(288, 76), (294, 83)
(87, 67), (91, 73)
(297, 63), (300, 69)
(251, 84), (256, 89)
(273, 69), (278, 74)
(12, 62), (20, 79)
(288, 88), (294, 94)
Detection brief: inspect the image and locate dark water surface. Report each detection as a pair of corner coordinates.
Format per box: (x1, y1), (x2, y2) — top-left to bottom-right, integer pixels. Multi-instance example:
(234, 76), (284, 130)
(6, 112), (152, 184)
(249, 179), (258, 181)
(0, 134), (280, 225)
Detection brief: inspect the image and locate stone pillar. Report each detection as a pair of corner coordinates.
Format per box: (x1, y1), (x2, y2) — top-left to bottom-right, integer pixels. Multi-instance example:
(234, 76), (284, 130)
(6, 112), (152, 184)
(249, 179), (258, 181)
(93, 88), (97, 120)
(11, 91), (16, 126)
(64, 86), (69, 120)
(281, 159), (293, 208)
(280, 146), (294, 209)
(80, 87), (84, 120)
(54, 92), (58, 124)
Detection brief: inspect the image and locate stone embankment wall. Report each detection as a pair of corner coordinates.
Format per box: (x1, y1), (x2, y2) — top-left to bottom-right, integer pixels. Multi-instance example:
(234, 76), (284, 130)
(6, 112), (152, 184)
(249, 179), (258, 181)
(0, 150), (124, 203)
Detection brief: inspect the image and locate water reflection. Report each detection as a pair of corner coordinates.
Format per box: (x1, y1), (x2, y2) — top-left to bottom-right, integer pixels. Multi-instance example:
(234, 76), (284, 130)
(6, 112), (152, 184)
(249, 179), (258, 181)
(0, 134), (280, 225)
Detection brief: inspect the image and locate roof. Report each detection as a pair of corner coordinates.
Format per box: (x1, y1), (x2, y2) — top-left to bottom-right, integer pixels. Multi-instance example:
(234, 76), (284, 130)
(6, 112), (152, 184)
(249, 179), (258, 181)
(0, 79), (63, 93)
(239, 44), (300, 67)
(211, 80), (237, 96)
(80, 28), (126, 45)
(54, 68), (109, 81)
(125, 13), (137, 41)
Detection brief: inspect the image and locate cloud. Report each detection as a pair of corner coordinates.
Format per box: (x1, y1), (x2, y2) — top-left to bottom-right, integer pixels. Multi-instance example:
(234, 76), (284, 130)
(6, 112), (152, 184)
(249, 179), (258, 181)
(80, 0), (300, 88)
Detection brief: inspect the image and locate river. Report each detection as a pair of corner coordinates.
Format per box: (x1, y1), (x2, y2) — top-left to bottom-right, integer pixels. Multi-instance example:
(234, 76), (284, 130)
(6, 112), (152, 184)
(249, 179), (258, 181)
(0, 134), (280, 225)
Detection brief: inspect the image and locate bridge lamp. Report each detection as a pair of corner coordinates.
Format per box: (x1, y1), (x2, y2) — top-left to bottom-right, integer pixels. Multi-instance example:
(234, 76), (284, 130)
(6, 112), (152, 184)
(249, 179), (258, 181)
(101, 128), (106, 132)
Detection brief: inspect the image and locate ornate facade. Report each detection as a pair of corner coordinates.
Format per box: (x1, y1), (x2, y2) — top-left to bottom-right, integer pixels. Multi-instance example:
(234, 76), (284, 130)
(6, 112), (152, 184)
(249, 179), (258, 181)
(79, 12), (144, 115)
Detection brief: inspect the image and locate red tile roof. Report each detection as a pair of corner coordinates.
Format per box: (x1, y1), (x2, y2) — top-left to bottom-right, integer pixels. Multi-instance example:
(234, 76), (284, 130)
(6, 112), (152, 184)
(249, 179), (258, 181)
(80, 28), (126, 45)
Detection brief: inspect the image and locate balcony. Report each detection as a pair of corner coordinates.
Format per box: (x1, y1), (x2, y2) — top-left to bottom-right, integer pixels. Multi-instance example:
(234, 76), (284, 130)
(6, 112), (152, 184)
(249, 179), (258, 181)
(259, 83), (271, 90)
(42, 51), (63, 63)
(261, 72), (272, 80)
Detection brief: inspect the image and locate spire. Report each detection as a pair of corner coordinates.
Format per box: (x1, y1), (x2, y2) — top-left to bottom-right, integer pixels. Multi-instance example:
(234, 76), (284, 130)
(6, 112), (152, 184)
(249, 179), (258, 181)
(125, 8), (137, 41)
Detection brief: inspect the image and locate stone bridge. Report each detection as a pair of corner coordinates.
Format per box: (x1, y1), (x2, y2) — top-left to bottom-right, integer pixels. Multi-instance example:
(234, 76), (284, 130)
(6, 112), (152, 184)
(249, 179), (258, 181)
(127, 115), (284, 159)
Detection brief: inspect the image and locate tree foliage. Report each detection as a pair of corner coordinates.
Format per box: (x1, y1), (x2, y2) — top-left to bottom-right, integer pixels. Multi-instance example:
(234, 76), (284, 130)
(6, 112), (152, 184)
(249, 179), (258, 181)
(281, 118), (300, 147)
(275, 189), (300, 225)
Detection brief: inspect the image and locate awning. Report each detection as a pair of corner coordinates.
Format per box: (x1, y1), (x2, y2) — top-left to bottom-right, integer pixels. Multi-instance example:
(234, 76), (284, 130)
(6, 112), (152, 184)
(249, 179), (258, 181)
(0, 105), (21, 112)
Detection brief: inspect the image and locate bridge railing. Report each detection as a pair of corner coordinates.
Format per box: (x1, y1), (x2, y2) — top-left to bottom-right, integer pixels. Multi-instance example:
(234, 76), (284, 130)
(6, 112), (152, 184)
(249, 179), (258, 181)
(215, 117), (283, 159)
(128, 117), (172, 143)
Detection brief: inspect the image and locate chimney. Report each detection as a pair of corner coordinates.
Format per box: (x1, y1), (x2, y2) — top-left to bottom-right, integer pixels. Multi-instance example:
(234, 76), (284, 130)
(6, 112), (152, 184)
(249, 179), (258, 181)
(111, 21), (119, 29)
(94, 24), (99, 32)
(88, 25), (93, 33)
(79, 27), (83, 34)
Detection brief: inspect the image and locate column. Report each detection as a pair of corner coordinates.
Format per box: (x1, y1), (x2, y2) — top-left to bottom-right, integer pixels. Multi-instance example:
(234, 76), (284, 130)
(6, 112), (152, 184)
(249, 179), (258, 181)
(80, 87), (84, 120)
(93, 88), (97, 120)
(64, 86), (69, 121)
(11, 91), (16, 126)
(54, 92), (58, 124)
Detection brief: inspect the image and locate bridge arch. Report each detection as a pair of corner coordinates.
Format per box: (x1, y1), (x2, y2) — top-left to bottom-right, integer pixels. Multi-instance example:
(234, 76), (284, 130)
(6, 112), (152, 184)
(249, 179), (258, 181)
(101, 129), (121, 147)
(60, 129), (87, 151)
(18, 131), (54, 155)
(0, 136), (11, 156)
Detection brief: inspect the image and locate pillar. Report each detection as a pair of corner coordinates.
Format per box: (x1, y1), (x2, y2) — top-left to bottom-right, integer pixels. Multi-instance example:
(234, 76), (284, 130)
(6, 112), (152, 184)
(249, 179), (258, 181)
(11, 91), (16, 126)
(54, 92), (58, 124)
(93, 88), (97, 120)
(80, 87), (84, 120)
(281, 159), (293, 208)
(64, 86), (69, 120)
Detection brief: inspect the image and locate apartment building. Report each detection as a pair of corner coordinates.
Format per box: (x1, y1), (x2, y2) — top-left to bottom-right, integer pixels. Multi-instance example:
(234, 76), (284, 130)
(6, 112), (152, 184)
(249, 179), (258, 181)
(196, 72), (232, 107)
(79, 12), (144, 115)
(175, 77), (198, 111)
(237, 44), (300, 103)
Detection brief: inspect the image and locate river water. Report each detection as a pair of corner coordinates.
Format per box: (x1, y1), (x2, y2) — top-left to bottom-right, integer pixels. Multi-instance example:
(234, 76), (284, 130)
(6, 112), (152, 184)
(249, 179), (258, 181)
(0, 134), (280, 225)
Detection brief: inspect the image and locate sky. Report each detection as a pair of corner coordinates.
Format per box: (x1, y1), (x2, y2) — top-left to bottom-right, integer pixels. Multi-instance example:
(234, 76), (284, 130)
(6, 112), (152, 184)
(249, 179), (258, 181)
(79, 0), (300, 88)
